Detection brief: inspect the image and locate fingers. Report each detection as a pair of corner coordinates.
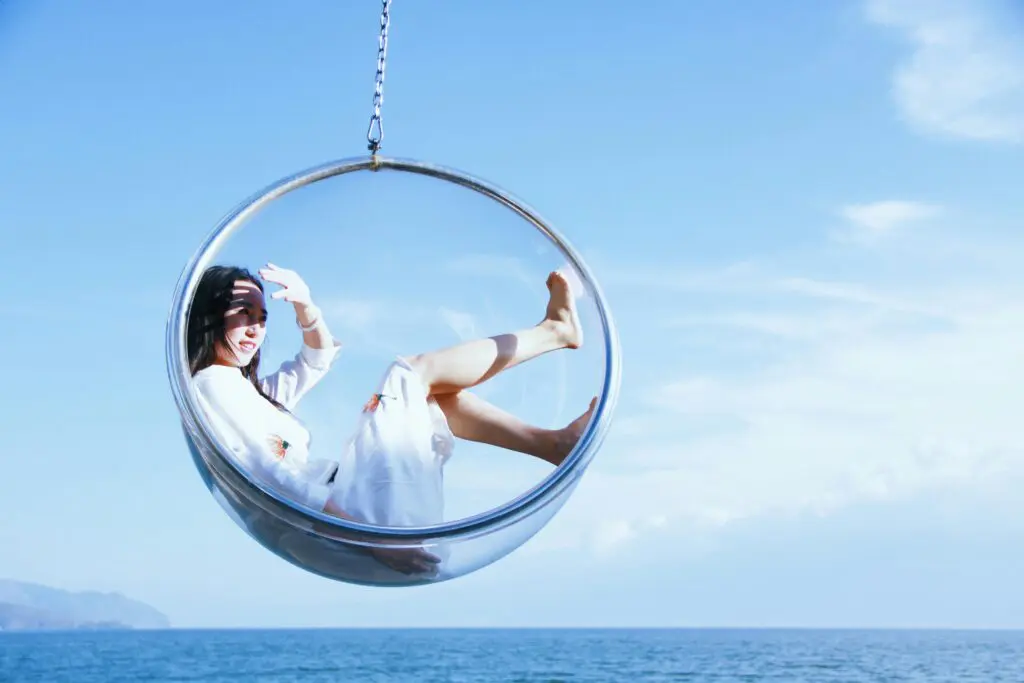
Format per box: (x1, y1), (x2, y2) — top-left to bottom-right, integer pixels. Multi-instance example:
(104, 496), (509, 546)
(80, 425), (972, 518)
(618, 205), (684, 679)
(258, 263), (312, 309)
(372, 546), (442, 575)
(258, 263), (291, 280)
(379, 555), (420, 574)
(262, 263), (297, 280)
(258, 268), (286, 285)
(384, 559), (431, 575)
(416, 548), (442, 564)
(404, 557), (439, 574)
(259, 265), (303, 290)
(409, 560), (437, 574)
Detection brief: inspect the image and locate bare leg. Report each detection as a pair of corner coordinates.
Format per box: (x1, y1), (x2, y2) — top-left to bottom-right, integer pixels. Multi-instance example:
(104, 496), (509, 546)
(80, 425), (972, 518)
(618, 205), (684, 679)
(405, 272), (582, 396)
(435, 391), (597, 466)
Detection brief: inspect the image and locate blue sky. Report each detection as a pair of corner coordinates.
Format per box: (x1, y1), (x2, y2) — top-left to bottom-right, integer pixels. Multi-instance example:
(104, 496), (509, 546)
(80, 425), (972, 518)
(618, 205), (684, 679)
(2, 0), (1024, 629)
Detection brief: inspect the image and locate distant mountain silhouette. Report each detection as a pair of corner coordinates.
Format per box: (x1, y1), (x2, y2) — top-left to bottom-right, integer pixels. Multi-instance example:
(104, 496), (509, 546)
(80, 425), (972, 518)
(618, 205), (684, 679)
(0, 580), (170, 631)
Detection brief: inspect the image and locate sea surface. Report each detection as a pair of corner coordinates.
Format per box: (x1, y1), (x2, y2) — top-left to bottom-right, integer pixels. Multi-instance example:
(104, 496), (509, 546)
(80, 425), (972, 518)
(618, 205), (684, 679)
(1, 628), (1021, 682)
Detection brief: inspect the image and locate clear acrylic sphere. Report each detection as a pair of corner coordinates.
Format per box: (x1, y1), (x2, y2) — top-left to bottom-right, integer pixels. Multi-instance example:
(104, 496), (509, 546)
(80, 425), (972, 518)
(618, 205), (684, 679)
(167, 156), (621, 586)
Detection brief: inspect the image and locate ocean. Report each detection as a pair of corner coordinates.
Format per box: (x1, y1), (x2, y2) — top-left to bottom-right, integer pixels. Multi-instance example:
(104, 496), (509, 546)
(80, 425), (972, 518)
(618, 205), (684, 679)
(1, 628), (1021, 682)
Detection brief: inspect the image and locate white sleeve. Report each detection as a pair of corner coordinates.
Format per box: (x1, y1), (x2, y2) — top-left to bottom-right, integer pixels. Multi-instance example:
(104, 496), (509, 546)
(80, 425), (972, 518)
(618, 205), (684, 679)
(194, 374), (332, 512)
(260, 340), (343, 410)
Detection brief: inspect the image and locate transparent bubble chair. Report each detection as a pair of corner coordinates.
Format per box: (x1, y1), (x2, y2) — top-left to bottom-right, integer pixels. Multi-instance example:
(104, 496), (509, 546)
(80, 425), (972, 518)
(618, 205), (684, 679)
(164, 3), (621, 587)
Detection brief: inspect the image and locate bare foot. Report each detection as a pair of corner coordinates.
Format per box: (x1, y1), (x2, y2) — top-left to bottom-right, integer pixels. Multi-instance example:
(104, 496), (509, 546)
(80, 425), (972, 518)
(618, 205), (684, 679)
(549, 397), (597, 466)
(542, 271), (583, 349)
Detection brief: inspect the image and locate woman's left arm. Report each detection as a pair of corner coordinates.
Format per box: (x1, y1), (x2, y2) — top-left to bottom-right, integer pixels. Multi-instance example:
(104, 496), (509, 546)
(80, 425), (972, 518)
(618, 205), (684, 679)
(294, 300), (334, 351)
(260, 262), (336, 349)
(258, 263), (343, 408)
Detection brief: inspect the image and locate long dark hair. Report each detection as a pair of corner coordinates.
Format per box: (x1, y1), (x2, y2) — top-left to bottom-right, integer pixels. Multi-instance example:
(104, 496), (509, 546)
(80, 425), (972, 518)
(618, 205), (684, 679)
(187, 265), (286, 411)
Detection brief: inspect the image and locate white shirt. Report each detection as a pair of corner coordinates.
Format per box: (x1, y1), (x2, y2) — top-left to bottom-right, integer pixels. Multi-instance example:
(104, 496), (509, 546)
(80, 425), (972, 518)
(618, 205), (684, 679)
(192, 341), (342, 513)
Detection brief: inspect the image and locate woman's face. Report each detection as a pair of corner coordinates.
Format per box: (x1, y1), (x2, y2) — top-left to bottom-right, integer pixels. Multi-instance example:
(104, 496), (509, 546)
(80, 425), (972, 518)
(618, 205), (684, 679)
(215, 278), (268, 367)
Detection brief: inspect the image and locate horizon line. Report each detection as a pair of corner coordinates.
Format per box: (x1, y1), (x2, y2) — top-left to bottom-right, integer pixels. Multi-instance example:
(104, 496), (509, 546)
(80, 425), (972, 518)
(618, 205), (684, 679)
(13, 625), (1021, 633)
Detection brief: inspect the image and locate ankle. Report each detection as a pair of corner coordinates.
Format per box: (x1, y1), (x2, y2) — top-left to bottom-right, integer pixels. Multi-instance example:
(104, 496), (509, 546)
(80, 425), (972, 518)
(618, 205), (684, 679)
(541, 427), (570, 466)
(537, 319), (566, 347)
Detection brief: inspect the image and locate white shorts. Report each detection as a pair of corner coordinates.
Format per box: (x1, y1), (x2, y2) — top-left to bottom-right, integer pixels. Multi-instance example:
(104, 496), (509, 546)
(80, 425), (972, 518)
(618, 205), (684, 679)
(328, 357), (456, 528)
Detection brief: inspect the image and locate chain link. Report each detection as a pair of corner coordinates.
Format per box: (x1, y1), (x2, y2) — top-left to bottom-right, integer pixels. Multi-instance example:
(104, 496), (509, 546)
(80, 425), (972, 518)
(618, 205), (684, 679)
(366, 0), (391, 154)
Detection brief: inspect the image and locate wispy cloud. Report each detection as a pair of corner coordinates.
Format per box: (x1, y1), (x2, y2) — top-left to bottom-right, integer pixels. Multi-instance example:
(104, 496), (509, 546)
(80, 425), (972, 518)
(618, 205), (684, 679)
(865, 0), (1024, 143)
(774, 277), (952, 319)
(317, 200), (1024, 562)
(530, 207), (1024, 559)
(834, 200), (942, 244)
(438, 307), (480, 341)
(445, 254), (539, 291)
(445, 253), (591, 300)
(319, 296), (482, 355)
(545, 302), (1024, 556)
(325, 297), (382, 333)
(599, 260), (766, 295)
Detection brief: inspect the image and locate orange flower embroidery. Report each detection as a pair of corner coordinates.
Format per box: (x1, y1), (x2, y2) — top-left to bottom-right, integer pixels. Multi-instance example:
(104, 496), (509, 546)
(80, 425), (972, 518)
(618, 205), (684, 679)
(363, 393), (395, 413)
(268, 435), (290, 460)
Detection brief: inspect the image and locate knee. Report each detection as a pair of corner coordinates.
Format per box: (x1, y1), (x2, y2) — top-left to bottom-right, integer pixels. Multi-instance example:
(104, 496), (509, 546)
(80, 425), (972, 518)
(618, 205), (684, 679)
(432, 389), (465, 406)
(432, 390), (456, 410)
(400, 354), (434, 391)
(431, 390), (465, 421)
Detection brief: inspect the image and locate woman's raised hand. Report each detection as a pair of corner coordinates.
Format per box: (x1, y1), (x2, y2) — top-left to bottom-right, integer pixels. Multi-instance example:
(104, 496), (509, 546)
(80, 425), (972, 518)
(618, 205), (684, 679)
(258, 263), (313, 309)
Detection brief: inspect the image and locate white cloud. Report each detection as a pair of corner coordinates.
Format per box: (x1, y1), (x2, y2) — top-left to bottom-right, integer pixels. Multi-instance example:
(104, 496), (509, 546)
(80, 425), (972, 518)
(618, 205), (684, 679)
(446, 253), (595, 302)
(865, 0), (1024, 143)
(316, 207), (1024, 563)
(320, 296), (480, 344)
(595, 259), (765, 295)
(323, 297), (381, 333)
(530, 228), (1024, 559)
(835, 200), (941, 244)
(445, 254), (539, 291)
(777, 276), (925, 310)
(438, 307), (479, 341)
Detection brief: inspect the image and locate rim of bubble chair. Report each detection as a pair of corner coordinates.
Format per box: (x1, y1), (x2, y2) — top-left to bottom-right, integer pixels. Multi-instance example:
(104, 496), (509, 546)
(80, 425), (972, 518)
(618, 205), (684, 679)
(165, 155), (622, 542)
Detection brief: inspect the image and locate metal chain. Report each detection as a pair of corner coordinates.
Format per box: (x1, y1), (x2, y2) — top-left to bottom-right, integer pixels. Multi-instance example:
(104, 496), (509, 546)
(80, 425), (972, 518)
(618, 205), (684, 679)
(366, 0), (391, 154)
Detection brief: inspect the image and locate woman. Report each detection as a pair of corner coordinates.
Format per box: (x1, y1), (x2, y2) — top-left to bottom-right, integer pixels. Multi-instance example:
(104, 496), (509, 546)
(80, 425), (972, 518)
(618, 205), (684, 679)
(188, 262), (594, 574)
